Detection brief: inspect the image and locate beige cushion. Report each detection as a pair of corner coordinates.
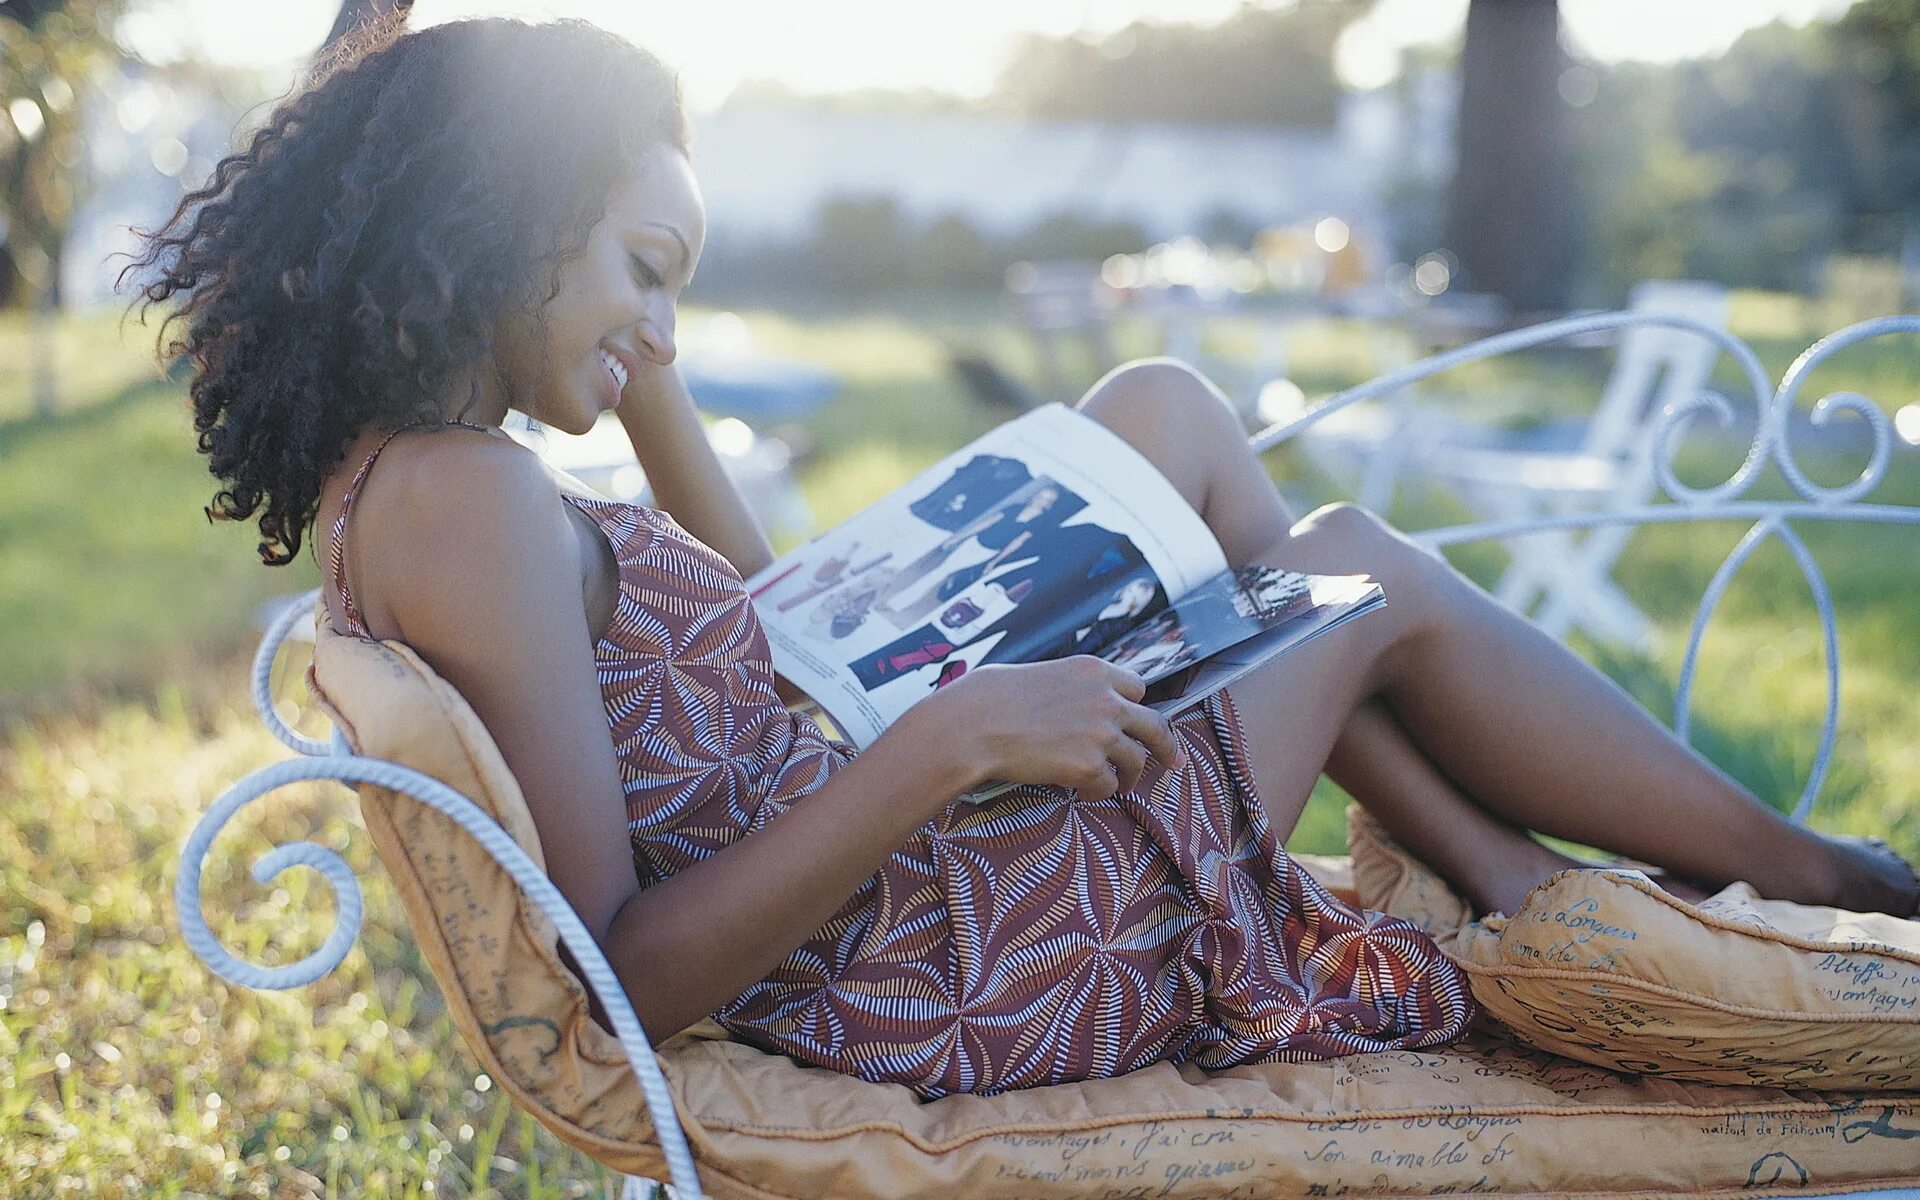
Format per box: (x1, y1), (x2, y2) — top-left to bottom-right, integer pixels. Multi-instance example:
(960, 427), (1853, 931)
(309, 609), (1920, 1197)
(1452, 871), (1920, 1090)
(1349, 806), (1920, 1091)
(1346, 807), (1475, 939)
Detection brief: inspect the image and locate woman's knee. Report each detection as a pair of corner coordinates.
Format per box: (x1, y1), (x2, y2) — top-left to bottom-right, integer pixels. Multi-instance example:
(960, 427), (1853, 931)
(1075, 358), (1239, 445)
(1075, 359), (1244, 503)
(1291, 501), (1398, 552)
(1290, 503), (1455, 607)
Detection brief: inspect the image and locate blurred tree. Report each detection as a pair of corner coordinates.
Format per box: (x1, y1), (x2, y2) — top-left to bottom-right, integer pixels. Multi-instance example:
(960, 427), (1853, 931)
(1200, 207), (1261, 248)
(994, 2), (1362, 128)
(1442, 0), (1575, 315)
(1829, 0), (1920, 253)
(1666, 23), (1847, 291)
(1570, 5), (1919, 298)
(696, 201), (1149, 299)
(1009, 211), (1149, 265)
(918, 211), (999, 287)
(1, 0), (126, 413)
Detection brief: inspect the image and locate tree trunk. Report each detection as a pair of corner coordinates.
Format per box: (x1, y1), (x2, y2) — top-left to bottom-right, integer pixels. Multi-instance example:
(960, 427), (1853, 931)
(321, 0), (413, 54)
(31, 294), (58, 417)
(1443, 0), (1576, 315)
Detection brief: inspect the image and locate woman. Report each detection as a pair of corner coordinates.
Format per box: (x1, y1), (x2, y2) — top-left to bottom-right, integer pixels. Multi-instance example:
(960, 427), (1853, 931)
(129, 17), (1918, 1100)
(1032, 576), (1166, 663)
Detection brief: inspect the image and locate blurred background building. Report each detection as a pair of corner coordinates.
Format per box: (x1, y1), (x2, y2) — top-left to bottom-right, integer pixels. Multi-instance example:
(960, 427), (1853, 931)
(9, 0), (1917, 328)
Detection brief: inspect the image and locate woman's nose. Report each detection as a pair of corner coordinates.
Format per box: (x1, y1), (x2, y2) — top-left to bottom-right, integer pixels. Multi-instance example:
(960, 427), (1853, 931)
(638, 322), (676, 366)
(637, 302), (676, 365)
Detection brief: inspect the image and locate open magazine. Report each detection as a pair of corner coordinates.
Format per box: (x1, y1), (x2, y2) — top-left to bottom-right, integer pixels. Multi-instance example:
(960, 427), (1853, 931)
(743, 405), (1383, 794)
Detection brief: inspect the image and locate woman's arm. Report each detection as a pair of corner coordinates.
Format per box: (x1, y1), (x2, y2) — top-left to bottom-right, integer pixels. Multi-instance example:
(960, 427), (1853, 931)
(609, 654), (1180, 1039)
(370, 436), (1179, 1043)
(369, 439), (969, 1034)
(613, 359), (775, 580)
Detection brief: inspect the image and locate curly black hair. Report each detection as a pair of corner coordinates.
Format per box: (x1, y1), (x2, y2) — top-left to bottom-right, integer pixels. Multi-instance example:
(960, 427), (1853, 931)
(122, 16), (690, 565)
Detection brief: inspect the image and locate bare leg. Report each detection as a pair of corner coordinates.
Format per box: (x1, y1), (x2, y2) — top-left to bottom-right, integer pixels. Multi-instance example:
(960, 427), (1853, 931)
(1076, 359), (1920, 917)
(1325, 699), (1717, 912)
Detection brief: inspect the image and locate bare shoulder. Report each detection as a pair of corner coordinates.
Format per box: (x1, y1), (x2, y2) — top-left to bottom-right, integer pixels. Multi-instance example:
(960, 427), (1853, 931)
(385, 426), (557, 527)
(356, 428), (582, 646)
(348, 426), (641, 941)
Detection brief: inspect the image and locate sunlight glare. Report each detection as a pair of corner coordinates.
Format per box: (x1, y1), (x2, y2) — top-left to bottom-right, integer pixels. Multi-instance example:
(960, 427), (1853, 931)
(1256, 378), (1307, 427)
(1334, 23), (1399, 92)
(710, 417), (756, 458)
(116, 84), (162, 134)
(7, 98), (46, 142)
(1313, 217), (1351, 254)
(1895, 405), (1920, 447)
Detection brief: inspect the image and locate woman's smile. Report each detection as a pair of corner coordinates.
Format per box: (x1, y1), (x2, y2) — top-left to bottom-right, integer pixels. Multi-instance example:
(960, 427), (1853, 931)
(598, 345), (630, 409)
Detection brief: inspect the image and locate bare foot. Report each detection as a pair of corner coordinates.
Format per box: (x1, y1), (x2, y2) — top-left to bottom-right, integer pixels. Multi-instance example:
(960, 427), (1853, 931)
(1454, 827), (1919, 920)
(1817, 834), (1920, 918)
(1617, 832), (1919, 919)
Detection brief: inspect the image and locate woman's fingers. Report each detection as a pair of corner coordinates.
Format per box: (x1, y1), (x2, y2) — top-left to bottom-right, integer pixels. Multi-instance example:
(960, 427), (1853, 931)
(1119, 703), (1183, 772)
(953, 659), (1186, 796)
(1071, 754), (1119, 802)
(1088, 658), (1148, 703)
(1108, 733), (1149, 795)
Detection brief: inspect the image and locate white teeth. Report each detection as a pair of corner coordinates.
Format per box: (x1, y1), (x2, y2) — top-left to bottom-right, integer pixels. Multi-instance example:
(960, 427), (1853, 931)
(600, 348), (629, 390)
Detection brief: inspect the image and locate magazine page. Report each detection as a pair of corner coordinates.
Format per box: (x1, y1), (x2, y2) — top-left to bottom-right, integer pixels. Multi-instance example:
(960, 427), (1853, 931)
(1131, 572), (1384, 715)
(1088, 563), (1329, 688)
(745, 404), (1228, 746)
(960, 570), (1384, 803)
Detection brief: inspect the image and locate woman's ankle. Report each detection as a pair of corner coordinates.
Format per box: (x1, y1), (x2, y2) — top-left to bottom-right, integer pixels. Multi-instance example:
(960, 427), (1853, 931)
(1459, 836), (1582, 917)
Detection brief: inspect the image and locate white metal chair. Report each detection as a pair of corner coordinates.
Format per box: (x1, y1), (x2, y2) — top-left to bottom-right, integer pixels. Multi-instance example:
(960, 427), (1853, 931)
(1286, 281), (1732, 646)
(1437, 281), (1731, 645)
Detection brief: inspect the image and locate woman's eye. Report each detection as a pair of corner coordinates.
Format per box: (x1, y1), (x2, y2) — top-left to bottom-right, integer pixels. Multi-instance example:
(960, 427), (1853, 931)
(630, 255), (663, 287)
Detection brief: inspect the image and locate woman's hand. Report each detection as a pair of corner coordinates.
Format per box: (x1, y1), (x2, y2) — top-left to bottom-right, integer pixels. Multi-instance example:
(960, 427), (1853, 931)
(612, 360), (776, 579)
(896, 656), (1187, 801)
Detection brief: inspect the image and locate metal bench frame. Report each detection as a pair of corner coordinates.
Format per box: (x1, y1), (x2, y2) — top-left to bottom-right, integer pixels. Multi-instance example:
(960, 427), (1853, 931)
(177, 312), (1920, 1200)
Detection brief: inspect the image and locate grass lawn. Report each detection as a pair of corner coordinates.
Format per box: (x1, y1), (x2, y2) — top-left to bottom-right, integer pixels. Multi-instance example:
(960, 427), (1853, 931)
(2, 293), (1916, 1195)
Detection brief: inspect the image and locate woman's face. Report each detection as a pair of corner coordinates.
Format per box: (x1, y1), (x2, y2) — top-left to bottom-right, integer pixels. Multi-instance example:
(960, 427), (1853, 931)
(1098, 577), (1156, 620)
(490, 141), (707, 433)
(1016, 485), (1060, 522)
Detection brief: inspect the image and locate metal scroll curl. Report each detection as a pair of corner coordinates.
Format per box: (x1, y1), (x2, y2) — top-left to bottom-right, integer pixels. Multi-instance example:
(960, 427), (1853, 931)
(1673, 517), (1840, 824)
(252, 587), (332, 758)
(174, 752), (708, 1197)
(1252, 311), (1919, 825)
(1766, 316), (1919, 506)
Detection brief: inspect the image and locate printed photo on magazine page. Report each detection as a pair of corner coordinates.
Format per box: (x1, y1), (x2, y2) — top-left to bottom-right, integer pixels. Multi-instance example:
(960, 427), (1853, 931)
(746, 405), (1224, 745)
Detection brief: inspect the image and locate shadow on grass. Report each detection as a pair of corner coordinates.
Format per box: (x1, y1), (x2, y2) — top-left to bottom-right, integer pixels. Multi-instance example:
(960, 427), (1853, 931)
(0, 370), (183, 454)
(0, 370), (299, 731)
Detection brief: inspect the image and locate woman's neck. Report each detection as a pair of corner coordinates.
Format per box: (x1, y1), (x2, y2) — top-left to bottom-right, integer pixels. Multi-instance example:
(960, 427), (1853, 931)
(439, 363), (511, 427)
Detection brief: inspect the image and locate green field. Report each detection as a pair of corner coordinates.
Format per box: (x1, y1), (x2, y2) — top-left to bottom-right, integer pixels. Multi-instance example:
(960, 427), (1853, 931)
(2, 295), (1916, 1195)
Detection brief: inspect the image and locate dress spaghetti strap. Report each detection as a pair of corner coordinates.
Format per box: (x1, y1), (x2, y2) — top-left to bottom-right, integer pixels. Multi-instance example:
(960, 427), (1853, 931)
(326, 418), (494, 638)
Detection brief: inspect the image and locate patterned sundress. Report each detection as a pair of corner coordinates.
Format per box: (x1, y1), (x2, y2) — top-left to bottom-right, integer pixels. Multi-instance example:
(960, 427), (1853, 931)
(330, 433), (1475, 1099)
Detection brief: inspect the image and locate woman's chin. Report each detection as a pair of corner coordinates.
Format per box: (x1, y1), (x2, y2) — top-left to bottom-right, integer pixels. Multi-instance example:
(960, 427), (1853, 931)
(526, 402), (599, 437)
